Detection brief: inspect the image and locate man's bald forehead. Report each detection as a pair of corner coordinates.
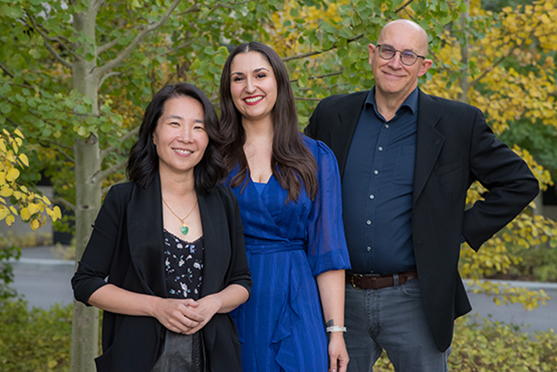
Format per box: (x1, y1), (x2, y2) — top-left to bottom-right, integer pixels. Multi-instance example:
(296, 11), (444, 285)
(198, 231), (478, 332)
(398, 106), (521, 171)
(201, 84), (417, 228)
(378, 19), (429, 54)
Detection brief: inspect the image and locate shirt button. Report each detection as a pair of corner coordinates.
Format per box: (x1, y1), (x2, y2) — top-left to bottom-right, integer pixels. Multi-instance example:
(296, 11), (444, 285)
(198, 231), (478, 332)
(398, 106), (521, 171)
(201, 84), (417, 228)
(378, 146), (383, 151)
(369, 194), (375, 199)
(366, 246), (371, 252)
(374, 170), (379, 175)
(366, 220), (372, 225)
(385, 124), (390, 128)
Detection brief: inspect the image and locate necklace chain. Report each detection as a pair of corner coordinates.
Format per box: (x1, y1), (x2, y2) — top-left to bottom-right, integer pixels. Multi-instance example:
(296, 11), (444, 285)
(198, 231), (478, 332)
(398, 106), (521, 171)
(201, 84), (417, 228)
(162, 196), (198, 235)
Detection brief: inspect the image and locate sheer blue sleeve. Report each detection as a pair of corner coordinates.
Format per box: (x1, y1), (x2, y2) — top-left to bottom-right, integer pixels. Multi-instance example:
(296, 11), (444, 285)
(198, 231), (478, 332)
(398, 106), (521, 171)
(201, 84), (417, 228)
(305, 137), (351, 277)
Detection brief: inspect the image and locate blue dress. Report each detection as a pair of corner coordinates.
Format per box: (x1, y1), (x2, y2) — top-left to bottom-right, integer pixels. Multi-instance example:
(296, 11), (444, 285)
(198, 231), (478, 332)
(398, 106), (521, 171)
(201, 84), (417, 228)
(225, 136), (351, 372)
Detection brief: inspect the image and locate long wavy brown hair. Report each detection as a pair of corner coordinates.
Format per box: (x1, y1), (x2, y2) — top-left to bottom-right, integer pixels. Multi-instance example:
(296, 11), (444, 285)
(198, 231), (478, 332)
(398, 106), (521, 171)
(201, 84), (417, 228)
(219, 42), (317, 202)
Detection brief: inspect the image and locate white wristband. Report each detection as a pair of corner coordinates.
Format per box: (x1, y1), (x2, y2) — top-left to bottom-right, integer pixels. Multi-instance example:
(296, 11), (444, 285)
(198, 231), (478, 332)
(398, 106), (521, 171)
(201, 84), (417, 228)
(326, 326), (347, 333)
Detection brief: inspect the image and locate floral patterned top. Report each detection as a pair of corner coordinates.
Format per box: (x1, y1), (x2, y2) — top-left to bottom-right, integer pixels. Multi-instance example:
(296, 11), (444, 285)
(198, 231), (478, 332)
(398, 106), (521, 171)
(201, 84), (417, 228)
(163, 230), (204, 300)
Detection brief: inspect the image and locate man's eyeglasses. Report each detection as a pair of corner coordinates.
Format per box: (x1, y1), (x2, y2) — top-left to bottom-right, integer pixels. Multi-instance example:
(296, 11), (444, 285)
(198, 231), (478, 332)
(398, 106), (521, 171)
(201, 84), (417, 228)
(376, 44), (426, 66)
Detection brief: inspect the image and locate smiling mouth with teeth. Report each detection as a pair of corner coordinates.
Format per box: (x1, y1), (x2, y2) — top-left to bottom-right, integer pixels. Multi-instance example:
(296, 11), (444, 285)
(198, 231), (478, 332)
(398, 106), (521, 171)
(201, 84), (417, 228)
(174, 148), (192, 154)
(245, 96), (263, 103)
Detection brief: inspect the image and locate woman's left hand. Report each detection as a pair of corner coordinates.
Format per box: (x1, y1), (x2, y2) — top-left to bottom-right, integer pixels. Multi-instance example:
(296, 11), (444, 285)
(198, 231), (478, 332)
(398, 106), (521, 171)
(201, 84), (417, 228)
(181, 284), (250, 334)
(328, 332), (349, 372)
(181, 295), (220, 334)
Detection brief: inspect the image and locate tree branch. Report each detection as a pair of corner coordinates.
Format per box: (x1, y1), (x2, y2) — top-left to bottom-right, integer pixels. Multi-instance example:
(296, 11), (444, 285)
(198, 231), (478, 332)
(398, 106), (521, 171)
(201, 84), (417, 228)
(178, 2), (202, 15)
(162, 34), (201, 56)
(43, 41), (73, 68)
(90, 158), (128, 186)
(39, 138), (73, 152)
(24, 10), (76, 68)
(0, 63), (35, 88)
(468, 18), (544, 87)
(100, 126), (139, 160)
(96, 0), (183, 76)
(98, 71), (122, 89)
(395, 0), (415, 14)
(282, 34), (364, 62)
(468, 50), (512, 88)
(289, 71), (343, 83)
(0, 62), (15, 78)
(37, 140), (75, 163)
(294, 97), (321, 101)
(52, 197), (76, 212)
(97, 38), (121, 55)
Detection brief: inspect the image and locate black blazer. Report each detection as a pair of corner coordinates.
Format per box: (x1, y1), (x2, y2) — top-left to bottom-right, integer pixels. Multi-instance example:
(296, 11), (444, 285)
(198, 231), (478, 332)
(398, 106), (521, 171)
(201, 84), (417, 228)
(305, 89), (539, 352)
(72, 174), (252, 372)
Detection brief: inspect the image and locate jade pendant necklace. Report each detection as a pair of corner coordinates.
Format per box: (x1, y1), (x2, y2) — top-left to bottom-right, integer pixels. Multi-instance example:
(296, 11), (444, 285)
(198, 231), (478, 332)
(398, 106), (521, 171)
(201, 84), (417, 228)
(162, 196), (198, 236)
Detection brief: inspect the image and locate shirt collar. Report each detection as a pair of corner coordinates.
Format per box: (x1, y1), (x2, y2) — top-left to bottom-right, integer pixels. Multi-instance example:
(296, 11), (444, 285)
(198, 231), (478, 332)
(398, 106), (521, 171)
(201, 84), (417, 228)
(364, 87), (419, 116)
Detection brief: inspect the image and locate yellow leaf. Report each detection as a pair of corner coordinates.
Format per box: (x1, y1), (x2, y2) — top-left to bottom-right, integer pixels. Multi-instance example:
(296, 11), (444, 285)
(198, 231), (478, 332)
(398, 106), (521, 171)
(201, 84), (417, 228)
(14, 128), (23, 138)
(19, 153), (29, 167)
(20, 207), (31, 221)
(53, 206), (62, 220)
(27, 203), (40, 214)
(6, 168), (20, 181)
(30, 219), (40, 231)
(0, 187), (13, 197)
(42, 195), (51, 204)
(0, 206), (9, 220)
(5, 214), (15, 226)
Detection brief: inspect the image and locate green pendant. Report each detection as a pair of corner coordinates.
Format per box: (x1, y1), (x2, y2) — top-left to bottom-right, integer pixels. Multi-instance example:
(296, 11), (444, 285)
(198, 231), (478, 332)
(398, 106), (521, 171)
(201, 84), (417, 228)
(180, 225), (189, 235)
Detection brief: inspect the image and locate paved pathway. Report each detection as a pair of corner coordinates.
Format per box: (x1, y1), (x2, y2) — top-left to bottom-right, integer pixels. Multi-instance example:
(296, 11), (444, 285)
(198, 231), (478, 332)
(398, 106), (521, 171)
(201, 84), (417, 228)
(8, 246), (557, 334)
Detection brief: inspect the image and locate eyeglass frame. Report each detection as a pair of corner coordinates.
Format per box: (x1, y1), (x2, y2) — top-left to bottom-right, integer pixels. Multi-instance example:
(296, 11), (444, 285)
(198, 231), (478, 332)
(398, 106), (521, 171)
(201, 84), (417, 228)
(375, 44), (426, 66)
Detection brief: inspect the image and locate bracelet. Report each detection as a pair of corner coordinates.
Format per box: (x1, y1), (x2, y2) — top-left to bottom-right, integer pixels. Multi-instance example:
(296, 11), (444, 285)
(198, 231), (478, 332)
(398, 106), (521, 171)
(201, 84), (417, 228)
(326, 326), (347, 333)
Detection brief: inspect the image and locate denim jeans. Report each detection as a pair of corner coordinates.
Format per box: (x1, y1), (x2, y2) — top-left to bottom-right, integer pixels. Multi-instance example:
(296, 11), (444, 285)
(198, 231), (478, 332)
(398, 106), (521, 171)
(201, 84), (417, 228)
(345, 277), (450, 372)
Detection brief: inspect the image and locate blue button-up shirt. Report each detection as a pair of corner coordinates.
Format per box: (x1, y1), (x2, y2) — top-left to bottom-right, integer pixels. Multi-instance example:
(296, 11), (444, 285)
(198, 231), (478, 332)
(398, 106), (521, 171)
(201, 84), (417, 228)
(342, 87), (418, 275)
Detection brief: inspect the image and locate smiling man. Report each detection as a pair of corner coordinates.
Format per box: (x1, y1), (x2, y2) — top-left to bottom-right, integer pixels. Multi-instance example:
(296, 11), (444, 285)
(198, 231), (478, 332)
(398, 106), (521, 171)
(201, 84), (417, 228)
(305, 19), (539, 372)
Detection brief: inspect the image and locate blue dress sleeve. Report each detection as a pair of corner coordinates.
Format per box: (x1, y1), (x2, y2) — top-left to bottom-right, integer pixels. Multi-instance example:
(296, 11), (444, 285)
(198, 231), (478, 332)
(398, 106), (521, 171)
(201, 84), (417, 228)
(305, 137), (351, 277)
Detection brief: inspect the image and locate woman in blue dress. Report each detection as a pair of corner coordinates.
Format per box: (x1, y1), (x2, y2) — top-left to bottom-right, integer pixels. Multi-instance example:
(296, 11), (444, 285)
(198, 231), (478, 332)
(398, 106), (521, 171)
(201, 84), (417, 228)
(219, 41), (351, 372)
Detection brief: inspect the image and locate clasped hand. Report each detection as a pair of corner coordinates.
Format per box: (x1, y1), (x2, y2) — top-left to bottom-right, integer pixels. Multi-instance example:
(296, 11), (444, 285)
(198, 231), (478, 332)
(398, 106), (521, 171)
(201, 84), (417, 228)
(153, 296), (219, 335)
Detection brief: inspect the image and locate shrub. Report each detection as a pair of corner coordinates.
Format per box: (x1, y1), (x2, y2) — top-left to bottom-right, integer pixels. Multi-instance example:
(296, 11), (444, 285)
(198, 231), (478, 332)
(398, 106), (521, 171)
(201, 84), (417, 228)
(0, 298), (555, 371)
(0, 298), (72, 371)
(373, 316), (557, 372)
(0, 244), (20, 300)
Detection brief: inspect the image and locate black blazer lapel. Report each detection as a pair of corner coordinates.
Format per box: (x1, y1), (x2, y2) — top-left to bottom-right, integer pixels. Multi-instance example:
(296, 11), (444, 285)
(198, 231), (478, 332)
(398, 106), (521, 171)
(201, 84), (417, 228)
(413, 90), (445, 204)
(329, 91), (368, 177)
(127, 174), (167, 297)
(198, 190), (230, 296)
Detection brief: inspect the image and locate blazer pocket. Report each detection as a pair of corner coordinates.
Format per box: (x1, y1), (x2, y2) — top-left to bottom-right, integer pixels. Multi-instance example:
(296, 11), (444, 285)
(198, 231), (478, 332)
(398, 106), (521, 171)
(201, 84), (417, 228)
(434, 157), (463, 178)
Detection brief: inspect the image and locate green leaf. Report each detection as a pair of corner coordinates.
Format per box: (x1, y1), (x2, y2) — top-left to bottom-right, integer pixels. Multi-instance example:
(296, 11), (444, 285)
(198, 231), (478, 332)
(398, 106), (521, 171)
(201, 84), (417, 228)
(17, 32), (29, 44)
(1, 5), (23, 18)
(214, 54), (227, 65)
(0, 104), (11, 114)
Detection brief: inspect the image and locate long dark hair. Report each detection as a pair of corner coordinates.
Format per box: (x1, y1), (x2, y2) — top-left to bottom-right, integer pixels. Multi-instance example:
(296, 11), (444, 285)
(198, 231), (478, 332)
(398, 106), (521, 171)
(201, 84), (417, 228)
(219, 41), (317, 202)
(127, 83), (226, 193)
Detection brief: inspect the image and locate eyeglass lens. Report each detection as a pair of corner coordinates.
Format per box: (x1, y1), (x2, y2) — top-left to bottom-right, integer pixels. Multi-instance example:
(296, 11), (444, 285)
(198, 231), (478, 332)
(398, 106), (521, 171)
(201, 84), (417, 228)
(380, 46), (418, 66)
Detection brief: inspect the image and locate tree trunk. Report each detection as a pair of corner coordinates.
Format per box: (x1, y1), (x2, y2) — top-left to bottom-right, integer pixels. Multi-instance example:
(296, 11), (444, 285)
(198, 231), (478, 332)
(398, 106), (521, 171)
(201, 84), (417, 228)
(70, 2), (102, 372)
